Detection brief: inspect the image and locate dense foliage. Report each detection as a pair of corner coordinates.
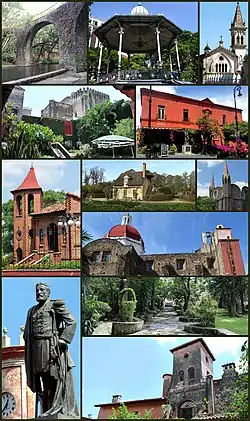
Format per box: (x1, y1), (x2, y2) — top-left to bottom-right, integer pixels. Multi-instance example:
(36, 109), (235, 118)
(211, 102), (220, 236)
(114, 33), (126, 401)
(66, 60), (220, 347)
(108, 403), (153, 419)
(196, 196), (217, 211)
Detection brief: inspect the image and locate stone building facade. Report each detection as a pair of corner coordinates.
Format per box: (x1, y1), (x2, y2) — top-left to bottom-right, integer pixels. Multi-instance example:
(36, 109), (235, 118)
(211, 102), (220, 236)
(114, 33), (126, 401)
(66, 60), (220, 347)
(200, 2), (247, 84)
(83, 214), (245, 276)
(95, 338), (241, 419)
(12, 165), (81, 265)
(41, 88), (110, 120)
(113, 163), (154, 201)
(209, 161), (248, 211)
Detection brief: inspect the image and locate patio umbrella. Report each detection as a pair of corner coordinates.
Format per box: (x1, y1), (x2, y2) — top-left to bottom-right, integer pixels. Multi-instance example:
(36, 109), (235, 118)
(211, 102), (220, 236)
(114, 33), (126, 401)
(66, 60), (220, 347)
(91, 134), (135, 158)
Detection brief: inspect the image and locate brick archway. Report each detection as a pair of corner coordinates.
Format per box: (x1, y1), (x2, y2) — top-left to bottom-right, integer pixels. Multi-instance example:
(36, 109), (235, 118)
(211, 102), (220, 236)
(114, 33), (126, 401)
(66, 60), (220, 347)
(177, 399), (196, 420)
(15, 2), (88, 72)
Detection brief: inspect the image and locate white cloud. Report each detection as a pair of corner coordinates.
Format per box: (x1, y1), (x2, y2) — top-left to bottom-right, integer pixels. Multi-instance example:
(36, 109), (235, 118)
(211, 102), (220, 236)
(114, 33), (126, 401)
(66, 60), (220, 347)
(2, 160), (68, 191)
(234, 180), (248, 189)
(198, 160), (224, 168)
(210, 96), (248, 122)
(197, 182), (210, 197)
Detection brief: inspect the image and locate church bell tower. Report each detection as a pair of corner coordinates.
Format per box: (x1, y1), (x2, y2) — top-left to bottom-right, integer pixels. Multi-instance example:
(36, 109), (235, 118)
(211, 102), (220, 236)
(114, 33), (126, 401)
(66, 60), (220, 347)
(11, 165), (43, 263)
(230, 2), (247, 67)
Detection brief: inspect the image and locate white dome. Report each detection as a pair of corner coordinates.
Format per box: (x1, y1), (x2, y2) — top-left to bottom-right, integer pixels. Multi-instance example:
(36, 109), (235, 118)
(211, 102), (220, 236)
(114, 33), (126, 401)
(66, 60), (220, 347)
(131, 3), (149, 16)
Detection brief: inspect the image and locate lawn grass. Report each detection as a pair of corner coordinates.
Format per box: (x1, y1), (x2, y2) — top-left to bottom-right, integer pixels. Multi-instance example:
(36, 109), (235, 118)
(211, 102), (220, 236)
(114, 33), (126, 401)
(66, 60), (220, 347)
(82, 200), (195, 211)
(215, 308), (248, 335)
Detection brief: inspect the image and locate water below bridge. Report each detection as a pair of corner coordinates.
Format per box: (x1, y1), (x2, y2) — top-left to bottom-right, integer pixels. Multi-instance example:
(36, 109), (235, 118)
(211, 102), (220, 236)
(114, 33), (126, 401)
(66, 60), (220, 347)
(2, 63), (63, 83)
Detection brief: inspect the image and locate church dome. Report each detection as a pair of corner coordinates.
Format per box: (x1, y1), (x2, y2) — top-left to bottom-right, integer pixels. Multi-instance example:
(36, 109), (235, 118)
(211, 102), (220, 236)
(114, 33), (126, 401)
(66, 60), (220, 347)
(131, 2), (149, 16)
(105, 224), (142, 242)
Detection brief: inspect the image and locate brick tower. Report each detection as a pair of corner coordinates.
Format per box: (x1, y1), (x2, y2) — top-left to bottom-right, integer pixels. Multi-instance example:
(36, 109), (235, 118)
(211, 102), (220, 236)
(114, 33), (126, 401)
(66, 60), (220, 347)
(11, 165), (43, 263)
(213, 224), (245, 275)
(2, 327), (35, 419)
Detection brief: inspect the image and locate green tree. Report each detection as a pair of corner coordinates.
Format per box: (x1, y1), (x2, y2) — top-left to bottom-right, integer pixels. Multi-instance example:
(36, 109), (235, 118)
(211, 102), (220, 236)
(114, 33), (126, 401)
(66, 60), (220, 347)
(222, 121), (248, 143)
(32, 24), (59, 62)
(108, 403), (153, 419)
(197, 196), (217, 211)
(113, 118), (134, 139)
(226, 341), (248, 419)
(196, 112), (221, 144)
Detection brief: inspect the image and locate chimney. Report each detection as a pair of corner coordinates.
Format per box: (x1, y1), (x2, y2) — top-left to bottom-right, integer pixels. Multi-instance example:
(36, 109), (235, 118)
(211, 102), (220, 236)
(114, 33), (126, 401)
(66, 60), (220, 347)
(2, 327), (11, 347)
(142, 162), (146, 178)
(112, 395), (122, 403)
(20, 325), (25, 345)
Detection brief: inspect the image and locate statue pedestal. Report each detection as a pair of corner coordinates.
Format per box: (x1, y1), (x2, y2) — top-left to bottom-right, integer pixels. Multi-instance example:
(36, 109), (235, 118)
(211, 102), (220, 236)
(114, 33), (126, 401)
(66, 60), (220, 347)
(182, 144), (192, 154)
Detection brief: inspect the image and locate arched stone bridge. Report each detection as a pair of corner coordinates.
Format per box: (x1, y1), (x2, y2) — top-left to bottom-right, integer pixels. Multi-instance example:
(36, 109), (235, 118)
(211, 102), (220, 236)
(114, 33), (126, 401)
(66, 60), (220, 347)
(15, 2), (88, 72)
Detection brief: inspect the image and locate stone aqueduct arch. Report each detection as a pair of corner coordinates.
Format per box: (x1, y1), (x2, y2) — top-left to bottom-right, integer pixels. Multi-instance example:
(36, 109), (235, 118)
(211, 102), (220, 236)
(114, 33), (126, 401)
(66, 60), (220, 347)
(15, 2), (88, 72)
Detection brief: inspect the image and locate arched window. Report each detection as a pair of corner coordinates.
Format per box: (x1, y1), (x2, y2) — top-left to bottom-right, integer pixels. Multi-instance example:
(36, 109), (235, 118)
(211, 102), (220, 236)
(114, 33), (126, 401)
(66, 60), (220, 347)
(28, 194), (34, 214)
(39, 229), (44, 244)
(237, 35), (240, 44)
(179, 370), (184, 382)
(219, 63), (221, 72)
(241, 36), (244, 45)
(225, 63), (227, 72)
(215, 63), (218, 72)
(188, 367), (195, 380)
(16, 195), (22, 216)
(221, 63), (224, 72)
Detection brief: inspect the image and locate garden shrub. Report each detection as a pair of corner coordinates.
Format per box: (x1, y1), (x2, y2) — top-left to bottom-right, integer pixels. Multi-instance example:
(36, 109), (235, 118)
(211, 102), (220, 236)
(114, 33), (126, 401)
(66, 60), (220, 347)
(120, 288), (137, 322)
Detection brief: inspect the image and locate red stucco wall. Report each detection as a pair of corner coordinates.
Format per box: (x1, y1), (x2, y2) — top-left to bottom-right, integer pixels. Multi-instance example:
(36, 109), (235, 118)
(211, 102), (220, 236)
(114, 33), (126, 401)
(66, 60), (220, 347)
(219, 240), (245, 275)
(97, 400), (166, 419)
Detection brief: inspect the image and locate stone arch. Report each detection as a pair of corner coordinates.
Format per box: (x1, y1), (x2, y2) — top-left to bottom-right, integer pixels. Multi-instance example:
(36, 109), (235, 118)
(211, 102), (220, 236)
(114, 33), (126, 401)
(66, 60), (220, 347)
(15, 2), (88, 72)
(178, 399), (196, 419)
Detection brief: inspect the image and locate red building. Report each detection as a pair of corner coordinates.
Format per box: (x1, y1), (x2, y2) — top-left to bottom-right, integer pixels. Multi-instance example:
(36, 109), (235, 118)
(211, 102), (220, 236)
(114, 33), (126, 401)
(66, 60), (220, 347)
(11, 165), (81, 267)
(139, 88), (243, 151)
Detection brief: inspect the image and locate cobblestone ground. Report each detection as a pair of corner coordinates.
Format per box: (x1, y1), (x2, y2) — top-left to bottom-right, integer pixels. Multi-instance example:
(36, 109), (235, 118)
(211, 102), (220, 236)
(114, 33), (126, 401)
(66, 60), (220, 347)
(33, 71), (87, 84)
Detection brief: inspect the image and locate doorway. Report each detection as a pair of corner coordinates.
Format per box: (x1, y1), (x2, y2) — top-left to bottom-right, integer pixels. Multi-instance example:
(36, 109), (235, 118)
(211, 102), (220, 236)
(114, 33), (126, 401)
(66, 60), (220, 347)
(47, 223), (59, 252)
(16, 247), (23, 262)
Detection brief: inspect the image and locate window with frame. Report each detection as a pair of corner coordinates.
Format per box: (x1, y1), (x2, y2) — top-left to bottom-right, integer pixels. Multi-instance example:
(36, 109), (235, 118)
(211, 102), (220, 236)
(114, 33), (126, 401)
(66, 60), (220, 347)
(188, 367), (195, 380)
(222, 114), (226, 125)
(158, 105), (165, 120)
(176, 259), (185, 270)
(102, 251), (111, 262)
(179, 370), (184, 382)
(146, 261), (153, 273)
(183, 109), (189, 122)
(39, 229), (44, 244)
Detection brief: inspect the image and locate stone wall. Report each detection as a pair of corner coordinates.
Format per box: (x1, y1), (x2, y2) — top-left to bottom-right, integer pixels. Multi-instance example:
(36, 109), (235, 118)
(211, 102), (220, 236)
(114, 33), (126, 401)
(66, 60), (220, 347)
(7, 86), (25, 120)
(213, 368), (239, 414)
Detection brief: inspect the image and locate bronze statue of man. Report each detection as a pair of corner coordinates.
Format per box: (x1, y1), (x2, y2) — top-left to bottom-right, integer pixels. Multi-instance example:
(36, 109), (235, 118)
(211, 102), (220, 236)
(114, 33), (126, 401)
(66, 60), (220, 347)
(24, 282), (79, 418)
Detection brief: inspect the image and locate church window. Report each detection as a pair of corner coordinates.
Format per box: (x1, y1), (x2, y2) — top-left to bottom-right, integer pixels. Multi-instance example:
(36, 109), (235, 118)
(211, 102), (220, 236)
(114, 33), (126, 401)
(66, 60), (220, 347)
(207, 258), (215, 269)
(219, 56), (224, 61)
(28, 194), (34, 214)
(215, 63), (218, 72)
(222, 115), (226, 125)
(221, 64), (224, 72)
(16, 195), (22, 216)
(146, 260), (153, 273)
(102, 251), (111, 262)
(179, 370), (184, 382)
(184, 353), (189, 359)
(188, 367), (195, 380)
(225, 63), (228, 72)
(219, 64), (221, 72)
(176, 259), (185, 270)
(241, 36), (244, 45)
(183, 109), (189, 122)
(237, 35), (240, 44)
(158, 105), (165, 120)
(39, 229), (44, 244)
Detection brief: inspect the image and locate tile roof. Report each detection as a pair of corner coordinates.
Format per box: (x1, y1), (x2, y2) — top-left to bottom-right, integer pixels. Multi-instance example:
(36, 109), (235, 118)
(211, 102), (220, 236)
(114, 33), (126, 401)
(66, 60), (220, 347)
(31, 202), (66, 215)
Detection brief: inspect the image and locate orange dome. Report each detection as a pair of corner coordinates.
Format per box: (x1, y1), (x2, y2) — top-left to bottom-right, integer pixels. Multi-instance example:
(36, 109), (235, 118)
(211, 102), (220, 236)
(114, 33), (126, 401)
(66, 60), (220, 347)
(104, 224), (142, 242)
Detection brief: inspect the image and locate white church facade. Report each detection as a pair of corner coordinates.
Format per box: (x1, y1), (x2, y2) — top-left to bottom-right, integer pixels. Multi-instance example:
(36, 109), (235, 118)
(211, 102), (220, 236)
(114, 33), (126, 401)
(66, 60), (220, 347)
(200, 2), (248, 84)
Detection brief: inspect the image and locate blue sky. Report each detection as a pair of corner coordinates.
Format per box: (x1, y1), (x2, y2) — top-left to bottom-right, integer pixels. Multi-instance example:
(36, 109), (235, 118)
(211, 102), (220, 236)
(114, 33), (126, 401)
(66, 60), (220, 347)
(20, 86), (128, 118)
(83, 211), (248, 272)
(136, 85), (248, 127)
(90, 2), (198, 32)
(200, 2), (248, 52)
(2, 277), (81, 409)
(197, 159), (248, 197)
(82, 336), (246, 418)
(2, 160), (80, 202)
(83, 159), (195, 182)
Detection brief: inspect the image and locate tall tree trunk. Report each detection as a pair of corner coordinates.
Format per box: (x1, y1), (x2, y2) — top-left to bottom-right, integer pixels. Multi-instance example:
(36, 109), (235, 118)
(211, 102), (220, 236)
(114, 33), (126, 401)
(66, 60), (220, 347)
(230, 279), (237, 317)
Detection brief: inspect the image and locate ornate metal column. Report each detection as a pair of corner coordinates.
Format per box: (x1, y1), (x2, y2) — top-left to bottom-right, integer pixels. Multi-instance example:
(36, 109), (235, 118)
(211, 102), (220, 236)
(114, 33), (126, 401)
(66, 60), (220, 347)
(97, 43), (104, 82)
(175, 39), (181, 72)
(118, 26), (124, 80)
(155, 25), (163, 69)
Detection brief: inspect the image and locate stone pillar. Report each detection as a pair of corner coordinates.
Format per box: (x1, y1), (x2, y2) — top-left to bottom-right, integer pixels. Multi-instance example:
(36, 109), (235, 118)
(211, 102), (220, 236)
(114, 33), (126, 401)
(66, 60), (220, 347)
(155, 25), (163, 69)
(97, 43), (104, 82)
(2, 327), (11, 347)
(205, 374), (215, 415)
(118, 27), (124, 80)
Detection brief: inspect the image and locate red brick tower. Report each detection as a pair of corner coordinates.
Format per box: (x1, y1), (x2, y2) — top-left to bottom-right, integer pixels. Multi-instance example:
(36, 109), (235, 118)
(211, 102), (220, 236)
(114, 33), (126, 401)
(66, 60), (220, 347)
(11, 165), (43, 263)
(213, 224), (245, 275)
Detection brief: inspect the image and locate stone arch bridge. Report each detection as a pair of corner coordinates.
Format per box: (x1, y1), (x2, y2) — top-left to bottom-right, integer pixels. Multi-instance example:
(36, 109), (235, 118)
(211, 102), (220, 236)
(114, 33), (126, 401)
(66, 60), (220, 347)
(14, 2), (88, 72)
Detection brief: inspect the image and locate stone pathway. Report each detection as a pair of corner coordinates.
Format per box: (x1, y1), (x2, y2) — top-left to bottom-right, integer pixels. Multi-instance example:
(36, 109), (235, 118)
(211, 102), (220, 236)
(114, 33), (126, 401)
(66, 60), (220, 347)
(131, 302), (188, 336)
(33, 71), (87, 84)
